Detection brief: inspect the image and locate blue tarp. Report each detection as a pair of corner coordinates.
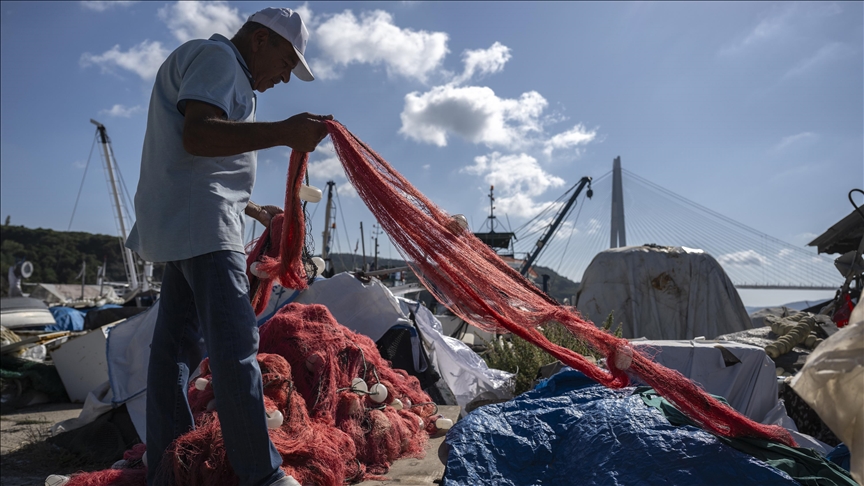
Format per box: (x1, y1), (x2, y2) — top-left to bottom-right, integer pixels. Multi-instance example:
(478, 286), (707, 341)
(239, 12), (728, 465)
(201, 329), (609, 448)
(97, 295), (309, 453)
(443, 369), (799, 486)
(46, 306), (85, 331)
(45, 304), (123, 331)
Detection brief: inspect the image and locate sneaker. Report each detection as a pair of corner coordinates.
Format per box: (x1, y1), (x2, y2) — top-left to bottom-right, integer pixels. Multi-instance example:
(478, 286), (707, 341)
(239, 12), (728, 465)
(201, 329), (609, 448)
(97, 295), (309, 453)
(269, 475), (301, 486)
(45, 476), (70, 486)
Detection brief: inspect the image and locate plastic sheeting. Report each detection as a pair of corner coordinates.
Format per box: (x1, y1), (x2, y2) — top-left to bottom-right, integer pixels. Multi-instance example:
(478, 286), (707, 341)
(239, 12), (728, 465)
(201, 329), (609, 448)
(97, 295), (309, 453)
(630, 340), (779, 423)
(444, 369), (800, 486)
(575, 245), (752, 340)
(46, 306), (85, 331)
(791, 319), (864, 484)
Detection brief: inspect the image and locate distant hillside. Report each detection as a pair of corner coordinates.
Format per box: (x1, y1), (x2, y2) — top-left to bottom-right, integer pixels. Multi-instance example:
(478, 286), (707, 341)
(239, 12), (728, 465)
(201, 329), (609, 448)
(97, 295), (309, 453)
(0, 224), (162, 295)
(324, 252), (580, 304)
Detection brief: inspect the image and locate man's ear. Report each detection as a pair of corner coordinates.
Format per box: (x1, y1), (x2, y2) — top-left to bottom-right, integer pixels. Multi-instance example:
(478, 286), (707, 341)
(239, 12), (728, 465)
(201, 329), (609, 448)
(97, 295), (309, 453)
(250, 28), (269, 53)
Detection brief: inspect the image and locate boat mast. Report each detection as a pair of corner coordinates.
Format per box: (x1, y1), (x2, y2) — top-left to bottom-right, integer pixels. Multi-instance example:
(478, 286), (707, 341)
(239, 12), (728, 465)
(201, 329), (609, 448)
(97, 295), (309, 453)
(321, 181), (336, 275)
(90, 119), (141, 291)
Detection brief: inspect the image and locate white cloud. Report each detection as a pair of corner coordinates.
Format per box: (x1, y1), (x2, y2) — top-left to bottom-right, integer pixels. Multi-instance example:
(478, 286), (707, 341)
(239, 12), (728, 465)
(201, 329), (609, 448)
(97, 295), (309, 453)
(335, 181), (358, 198)
(719, 8), (793, 56)
(80, 40), (170, 81)
(81, 1), (136, 12)
(100, 104), (143, 118)
(73, 160), (87, 169)
(294, 4), (315, 27)
(462, 152), (565, 217)
(452, 42), (511, 85)
(307, 154), (343, 180)
(157, 1), (244, 43)
(784, 42), (850, 78)
(771, 132), (817, 153)
(717, 250), (768, 266)
(778, 248), (794, 258)
(543, 124), (597, 157)
(400, 85), (547, 149)
(311, 9), (449, 82)
(306, 142), (356, 198)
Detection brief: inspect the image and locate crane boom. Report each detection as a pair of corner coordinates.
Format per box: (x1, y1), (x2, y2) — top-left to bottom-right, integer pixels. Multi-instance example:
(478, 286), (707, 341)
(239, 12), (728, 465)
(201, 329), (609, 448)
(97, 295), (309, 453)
(519, 176), (592, 276)
(90, 119), (142, 291)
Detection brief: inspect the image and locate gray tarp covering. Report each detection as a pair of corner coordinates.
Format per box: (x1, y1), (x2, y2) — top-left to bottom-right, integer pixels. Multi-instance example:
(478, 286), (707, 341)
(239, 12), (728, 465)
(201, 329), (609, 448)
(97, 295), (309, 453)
(575, 245), (751, 340)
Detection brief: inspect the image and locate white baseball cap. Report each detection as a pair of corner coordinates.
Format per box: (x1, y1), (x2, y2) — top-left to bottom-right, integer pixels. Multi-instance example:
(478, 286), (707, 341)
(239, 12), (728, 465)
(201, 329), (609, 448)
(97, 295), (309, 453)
(248, 7), (314, 82)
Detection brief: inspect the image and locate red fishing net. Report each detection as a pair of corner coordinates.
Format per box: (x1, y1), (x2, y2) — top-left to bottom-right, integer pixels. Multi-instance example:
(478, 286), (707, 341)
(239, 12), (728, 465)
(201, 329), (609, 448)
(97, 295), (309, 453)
(319, 120), (796, 447)
(65, 303), (437, 486)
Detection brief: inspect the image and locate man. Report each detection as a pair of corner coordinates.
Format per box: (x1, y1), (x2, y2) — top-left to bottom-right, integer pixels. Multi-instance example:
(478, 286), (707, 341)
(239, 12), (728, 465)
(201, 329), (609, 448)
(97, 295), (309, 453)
(125, 8), (329, 486)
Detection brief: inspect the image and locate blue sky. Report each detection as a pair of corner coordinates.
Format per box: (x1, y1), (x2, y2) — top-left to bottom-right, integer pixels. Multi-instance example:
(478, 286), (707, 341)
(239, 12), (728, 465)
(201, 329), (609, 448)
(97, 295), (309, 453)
(1, 1), (861, 306)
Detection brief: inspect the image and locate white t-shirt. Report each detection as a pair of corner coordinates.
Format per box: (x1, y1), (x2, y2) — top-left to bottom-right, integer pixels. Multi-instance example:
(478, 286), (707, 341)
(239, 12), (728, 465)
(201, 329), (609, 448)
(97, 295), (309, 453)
(126, 34), (257, 262)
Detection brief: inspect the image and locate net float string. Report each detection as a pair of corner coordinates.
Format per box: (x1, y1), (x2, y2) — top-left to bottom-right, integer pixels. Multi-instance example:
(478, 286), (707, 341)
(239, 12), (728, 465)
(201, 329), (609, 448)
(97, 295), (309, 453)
(322, 119), (795, 447)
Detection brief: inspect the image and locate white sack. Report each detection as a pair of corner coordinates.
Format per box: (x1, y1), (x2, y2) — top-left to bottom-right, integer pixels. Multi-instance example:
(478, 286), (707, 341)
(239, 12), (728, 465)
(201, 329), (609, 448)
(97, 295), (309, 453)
(791, 320), (863, 484)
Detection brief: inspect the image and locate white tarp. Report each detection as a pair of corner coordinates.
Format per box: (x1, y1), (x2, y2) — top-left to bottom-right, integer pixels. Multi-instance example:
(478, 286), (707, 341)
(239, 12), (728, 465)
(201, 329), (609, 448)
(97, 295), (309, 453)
(102, 272), (513, 442)
(632, 339), (830, 454)
(575, 245), (752, 340)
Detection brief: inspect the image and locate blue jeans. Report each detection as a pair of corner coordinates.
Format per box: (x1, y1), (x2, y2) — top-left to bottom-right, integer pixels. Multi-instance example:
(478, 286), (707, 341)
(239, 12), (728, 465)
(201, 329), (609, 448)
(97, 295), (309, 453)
(146, 250), (284, 486)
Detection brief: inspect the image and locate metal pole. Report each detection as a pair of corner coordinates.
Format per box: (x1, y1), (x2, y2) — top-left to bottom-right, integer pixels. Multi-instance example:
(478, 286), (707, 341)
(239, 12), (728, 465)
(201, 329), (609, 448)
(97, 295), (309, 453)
(321, 181), (335, 272)
(81, 260), (86, 300)
(360, 222), (366, 270)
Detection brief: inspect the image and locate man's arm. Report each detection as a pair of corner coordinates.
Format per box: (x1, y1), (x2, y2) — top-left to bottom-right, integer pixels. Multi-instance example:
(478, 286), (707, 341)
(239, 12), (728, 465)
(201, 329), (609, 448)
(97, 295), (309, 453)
(182, 100), (332, 156)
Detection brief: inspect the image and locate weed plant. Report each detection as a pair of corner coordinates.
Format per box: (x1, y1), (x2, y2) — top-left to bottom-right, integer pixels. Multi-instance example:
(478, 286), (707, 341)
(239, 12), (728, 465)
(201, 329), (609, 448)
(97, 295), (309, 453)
(481, 312), (621, 395)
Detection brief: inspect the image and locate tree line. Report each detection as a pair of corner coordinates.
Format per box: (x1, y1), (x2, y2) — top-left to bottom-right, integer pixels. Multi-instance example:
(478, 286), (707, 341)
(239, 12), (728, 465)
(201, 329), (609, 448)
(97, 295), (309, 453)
(0, 225), (162, 295)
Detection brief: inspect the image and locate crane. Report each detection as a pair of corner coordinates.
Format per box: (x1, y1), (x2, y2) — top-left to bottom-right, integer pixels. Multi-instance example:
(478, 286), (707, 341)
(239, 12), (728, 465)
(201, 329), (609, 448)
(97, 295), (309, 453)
(90, 119), (150, 292)
(519, 176), (593, 276)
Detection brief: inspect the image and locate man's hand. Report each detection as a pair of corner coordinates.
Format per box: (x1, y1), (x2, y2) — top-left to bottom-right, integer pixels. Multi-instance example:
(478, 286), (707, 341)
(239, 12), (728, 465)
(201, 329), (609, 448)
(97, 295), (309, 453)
(283, 113), (333, 152)
(246, 201), (283, 227)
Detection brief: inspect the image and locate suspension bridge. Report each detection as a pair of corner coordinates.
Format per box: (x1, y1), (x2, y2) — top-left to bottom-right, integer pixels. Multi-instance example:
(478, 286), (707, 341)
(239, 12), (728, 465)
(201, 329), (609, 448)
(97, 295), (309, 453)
(509, 157), (841, 290)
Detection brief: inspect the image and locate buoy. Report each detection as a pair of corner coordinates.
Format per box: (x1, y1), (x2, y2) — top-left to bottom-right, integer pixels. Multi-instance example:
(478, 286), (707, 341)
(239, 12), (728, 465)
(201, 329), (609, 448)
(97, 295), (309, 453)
(403, 397), (412, 409)
(265, 410), (284, 429)
(206, 400), (216, 412)
(351, 377), (368, 394)
(194, 377), (209, 391)
(299, 185), (323, 203)
(312, 257), (326, 276)
(305, 352), (325, 373)
(142, 452), (148, 468)
(614, 345), (633, 371)
(447, 214), (469, 235)
(111, 459), (127, 469)
(390, 398), (403, 410)
(368, 383), (388, 403)
(435, 417), (454, 430)
(250, 261), (270, 279)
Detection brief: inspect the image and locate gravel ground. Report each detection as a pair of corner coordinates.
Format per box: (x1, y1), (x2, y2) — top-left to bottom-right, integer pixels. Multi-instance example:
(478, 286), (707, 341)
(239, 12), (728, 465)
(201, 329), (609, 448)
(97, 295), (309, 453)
(1, 402), (85, 486)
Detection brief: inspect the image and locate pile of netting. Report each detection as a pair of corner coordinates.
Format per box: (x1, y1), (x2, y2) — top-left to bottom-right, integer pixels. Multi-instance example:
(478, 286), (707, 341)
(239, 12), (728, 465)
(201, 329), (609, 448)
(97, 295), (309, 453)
(62, 303), (439, 486)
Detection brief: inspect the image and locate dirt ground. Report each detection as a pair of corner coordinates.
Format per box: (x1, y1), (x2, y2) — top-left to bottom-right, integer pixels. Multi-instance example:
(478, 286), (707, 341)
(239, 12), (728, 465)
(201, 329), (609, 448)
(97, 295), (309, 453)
(0, 403), (457, 486)
(0, 401), (98, 486)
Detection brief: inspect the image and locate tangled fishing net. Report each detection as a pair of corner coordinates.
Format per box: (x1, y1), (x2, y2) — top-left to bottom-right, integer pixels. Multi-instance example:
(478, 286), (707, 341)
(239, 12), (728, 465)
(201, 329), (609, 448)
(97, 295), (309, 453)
(64, 303), (439, 486)
(63, 118), (797, 485)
